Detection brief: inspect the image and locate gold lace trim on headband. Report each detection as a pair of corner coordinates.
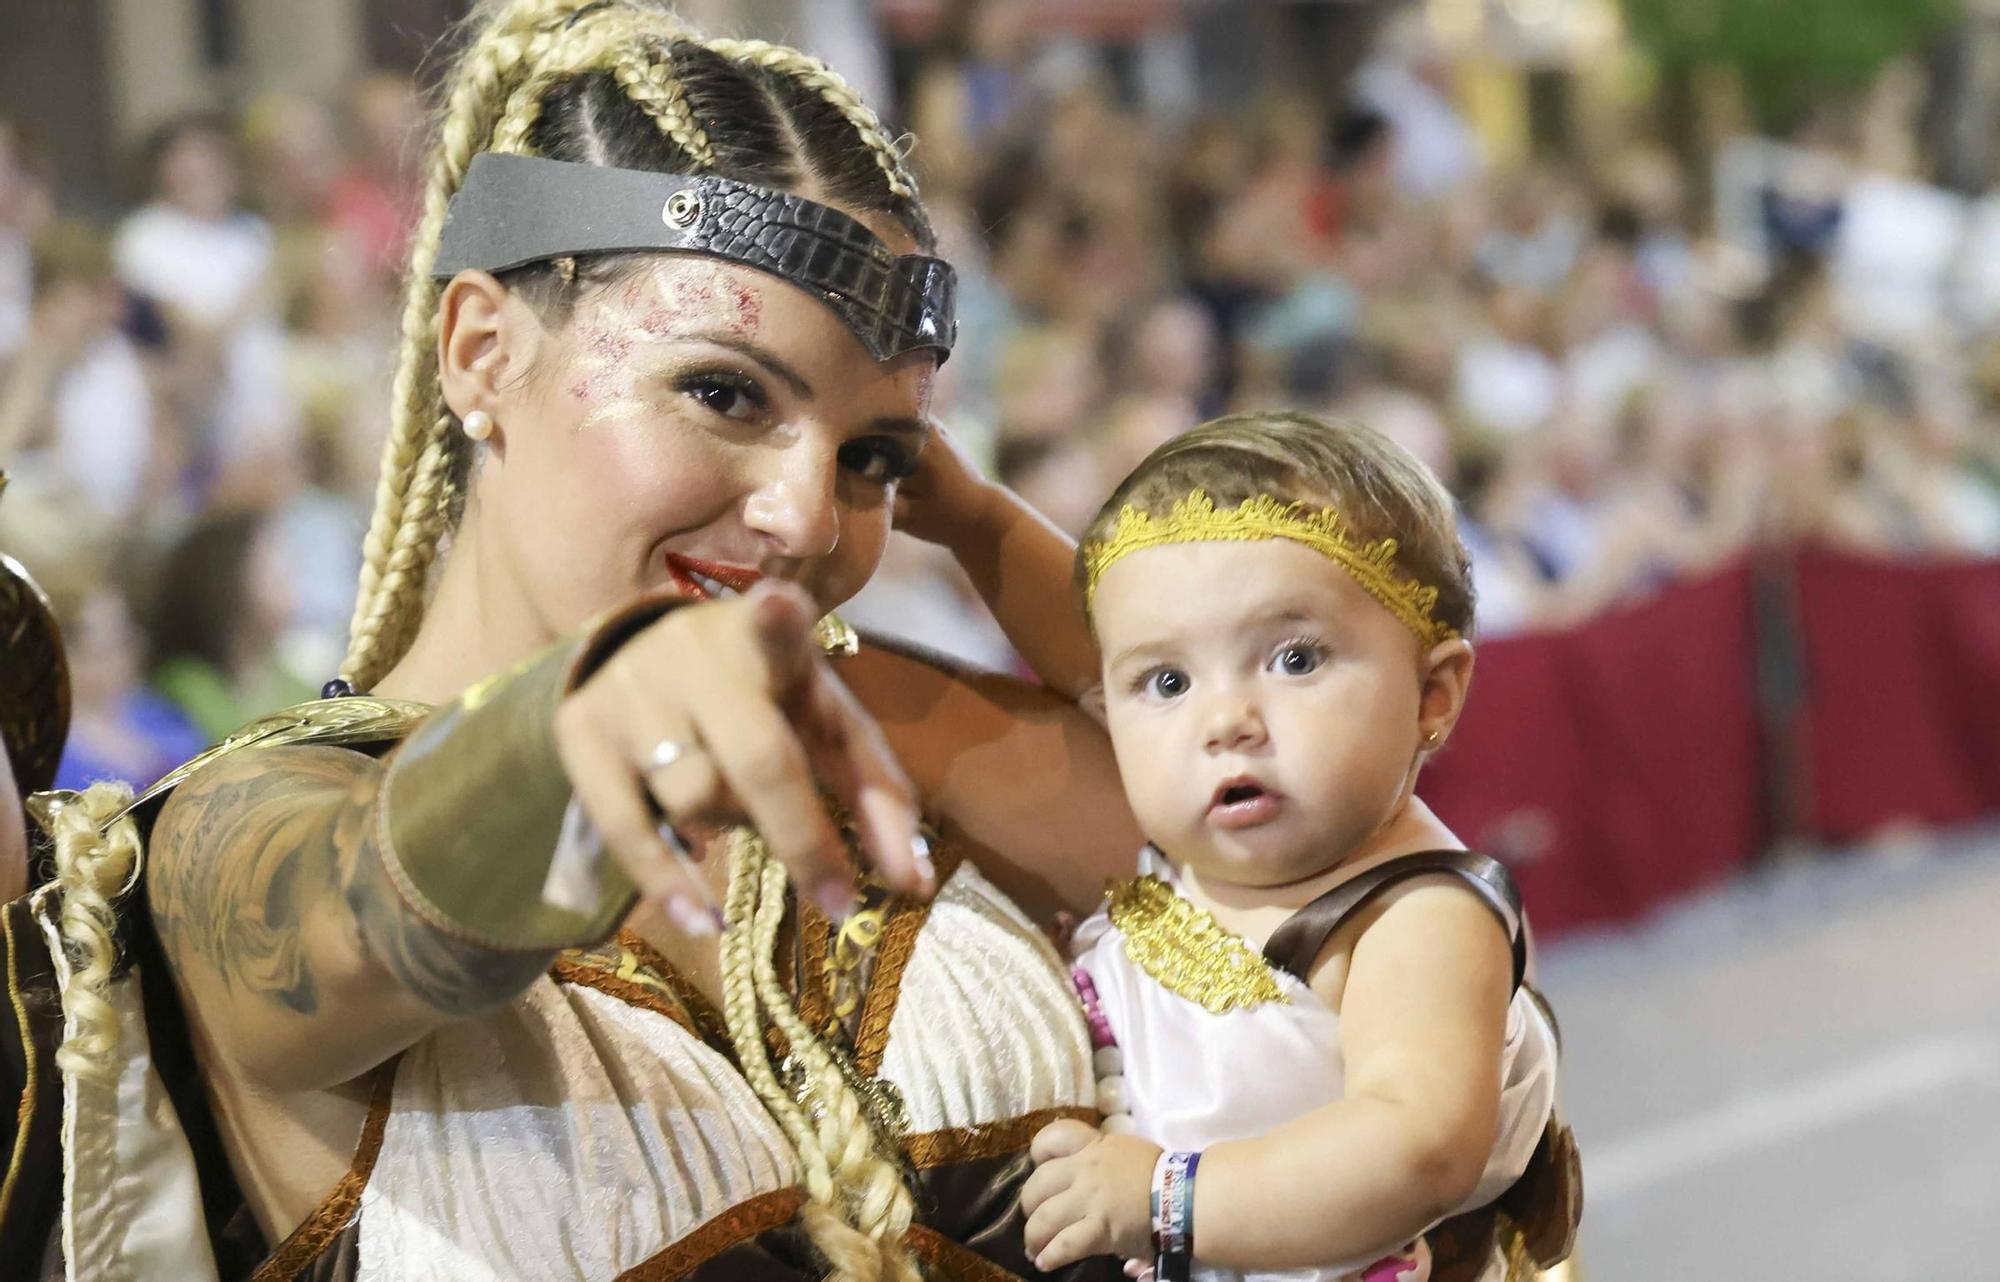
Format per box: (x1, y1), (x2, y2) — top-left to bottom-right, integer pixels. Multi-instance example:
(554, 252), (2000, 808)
(1106, 875), (1288, 1014)
(1082, 490), (1458, 648)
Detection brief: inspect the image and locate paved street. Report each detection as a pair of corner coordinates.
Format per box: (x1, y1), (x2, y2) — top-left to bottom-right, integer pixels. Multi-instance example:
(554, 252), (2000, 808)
(1541, 823), (2000, 1280)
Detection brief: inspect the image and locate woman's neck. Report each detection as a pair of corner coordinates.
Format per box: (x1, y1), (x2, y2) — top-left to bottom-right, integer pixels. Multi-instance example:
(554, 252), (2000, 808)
(369, 520), (556, 706)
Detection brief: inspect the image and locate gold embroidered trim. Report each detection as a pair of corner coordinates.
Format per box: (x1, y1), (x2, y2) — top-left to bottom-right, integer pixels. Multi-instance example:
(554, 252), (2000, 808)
(902, 1223), (1031, 1281)
(794, 902), (833, 1035)
(611, 1186), (806, 1280)
(853, 896), (925, 1078)
(0, 911), (37, 1228)
(1081, 490), (1457, 647)
(553, 954), (703, 1041)
(901, 1105), (1098, 1169)
(249, 1059), (399, 1282)
(553, 930), (733, 1050)
(1106, 875), (1288, 1014)
(108, 695), (429, 826)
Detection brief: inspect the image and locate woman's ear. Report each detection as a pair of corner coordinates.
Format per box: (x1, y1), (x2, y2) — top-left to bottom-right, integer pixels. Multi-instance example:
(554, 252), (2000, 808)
(1416, 636), (1474, 754)
(437, 270), (533, 447)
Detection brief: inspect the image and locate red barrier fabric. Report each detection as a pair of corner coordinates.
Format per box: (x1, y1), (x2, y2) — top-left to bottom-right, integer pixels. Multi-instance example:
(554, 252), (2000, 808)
(1420, 551), (2000, 936)
(1795, 549), (2000, 839)
(1419, 564), (1767, 936)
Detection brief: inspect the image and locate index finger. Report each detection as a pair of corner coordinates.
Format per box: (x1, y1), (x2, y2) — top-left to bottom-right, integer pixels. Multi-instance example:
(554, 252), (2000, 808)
(688, 695), (854, 917)
(796, 660), (930, 897)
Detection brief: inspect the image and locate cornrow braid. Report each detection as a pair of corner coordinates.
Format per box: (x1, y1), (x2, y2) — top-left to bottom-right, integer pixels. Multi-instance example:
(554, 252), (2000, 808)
(488, 6), (685, 157)
(704, 37), (917, 201)
(611, 38), (717, 168)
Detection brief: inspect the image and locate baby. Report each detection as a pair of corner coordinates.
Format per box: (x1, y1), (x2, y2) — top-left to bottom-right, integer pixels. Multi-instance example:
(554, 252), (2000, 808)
(1023, 412), (1579, 1282)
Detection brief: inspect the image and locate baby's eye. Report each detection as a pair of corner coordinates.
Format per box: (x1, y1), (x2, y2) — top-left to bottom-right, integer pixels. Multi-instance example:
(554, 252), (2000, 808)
(1140, 667), (1191, 700)
(1268, 641), (1325, 677)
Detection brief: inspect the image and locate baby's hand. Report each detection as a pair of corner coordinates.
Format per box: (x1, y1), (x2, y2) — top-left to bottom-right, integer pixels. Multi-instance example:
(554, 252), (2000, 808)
(1022, 1119), (1160, 1271)
(891, 421), (995, 548)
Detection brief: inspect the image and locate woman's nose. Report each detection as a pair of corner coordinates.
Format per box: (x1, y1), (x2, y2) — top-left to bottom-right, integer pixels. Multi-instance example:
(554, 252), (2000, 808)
(742, 443), (841, 560)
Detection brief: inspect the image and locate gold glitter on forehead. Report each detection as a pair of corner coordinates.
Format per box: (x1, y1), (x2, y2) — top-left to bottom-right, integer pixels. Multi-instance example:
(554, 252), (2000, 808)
(1082, 489), (1458, 648)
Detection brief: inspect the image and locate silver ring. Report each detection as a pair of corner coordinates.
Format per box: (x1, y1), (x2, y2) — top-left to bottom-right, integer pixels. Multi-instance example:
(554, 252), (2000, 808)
(647, 737), (693, 771)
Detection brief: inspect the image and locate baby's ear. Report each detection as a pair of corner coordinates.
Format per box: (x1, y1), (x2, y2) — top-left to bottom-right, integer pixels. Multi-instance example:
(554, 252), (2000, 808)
(1417, 637), (1475, 750)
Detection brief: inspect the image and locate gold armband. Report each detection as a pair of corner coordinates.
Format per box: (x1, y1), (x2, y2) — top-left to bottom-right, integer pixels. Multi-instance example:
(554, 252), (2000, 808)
(374, 593), (683, 951)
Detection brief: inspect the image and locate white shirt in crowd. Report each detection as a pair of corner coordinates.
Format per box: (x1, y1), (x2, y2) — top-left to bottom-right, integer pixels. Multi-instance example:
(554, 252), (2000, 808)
(112, 203), (271, 329)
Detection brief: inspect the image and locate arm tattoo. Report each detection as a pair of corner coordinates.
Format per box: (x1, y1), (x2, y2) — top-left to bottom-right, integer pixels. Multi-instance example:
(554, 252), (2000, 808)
(150, 747), (553, 1020)
(339, 799), (553, 1017)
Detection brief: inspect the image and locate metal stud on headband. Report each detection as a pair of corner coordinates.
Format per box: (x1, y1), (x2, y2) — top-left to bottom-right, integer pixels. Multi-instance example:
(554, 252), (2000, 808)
(432, 153), (957, 363)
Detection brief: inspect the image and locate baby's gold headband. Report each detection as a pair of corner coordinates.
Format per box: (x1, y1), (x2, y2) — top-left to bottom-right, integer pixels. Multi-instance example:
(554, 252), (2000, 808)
(1081, 490), (1459, 648)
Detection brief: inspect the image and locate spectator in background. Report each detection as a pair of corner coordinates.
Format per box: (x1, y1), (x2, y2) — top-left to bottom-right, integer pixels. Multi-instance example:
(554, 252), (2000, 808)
(47, 542), (206, 793)
(0, 119), (54, 370)
(1454, 278), (1562, 436)
(145, 506), (314, 742)
(113, 113), (300, 502)
(327, 73), (422, 282)
(113, 115), (272, 347)
(0, 221), (166, 520)
(240, 94), (343, 234)
(1475, 168), (1587, 294)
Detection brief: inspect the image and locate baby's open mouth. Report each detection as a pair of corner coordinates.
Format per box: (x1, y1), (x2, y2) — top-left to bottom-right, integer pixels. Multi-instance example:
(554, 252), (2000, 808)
(1208, 776), (1283, 829)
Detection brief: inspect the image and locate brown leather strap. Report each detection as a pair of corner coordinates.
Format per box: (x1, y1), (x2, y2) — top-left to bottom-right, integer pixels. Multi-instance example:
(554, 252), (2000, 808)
(1259, 851), (1527, 991)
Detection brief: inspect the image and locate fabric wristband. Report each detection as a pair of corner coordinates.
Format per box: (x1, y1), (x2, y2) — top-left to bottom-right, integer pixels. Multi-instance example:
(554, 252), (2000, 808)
(1150, 1148), (1202, 1282)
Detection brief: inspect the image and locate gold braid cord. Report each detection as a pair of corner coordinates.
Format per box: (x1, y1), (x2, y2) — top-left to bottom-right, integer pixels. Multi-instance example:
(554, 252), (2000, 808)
(1105, 875), (1288, 1015)
(1081, 490), (1458, 648)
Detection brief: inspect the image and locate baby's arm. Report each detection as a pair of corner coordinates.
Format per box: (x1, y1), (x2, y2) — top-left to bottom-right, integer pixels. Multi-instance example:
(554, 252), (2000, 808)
(1024, 878), (1513, 1272)
(894, 424), (1101, 704)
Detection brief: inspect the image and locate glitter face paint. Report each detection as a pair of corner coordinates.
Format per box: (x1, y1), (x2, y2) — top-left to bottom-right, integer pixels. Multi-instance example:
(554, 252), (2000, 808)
(564, 261), (766, 429)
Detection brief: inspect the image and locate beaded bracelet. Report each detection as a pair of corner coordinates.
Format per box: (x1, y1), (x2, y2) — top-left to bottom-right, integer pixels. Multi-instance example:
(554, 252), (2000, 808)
(1150, 1148), (1201, 1282)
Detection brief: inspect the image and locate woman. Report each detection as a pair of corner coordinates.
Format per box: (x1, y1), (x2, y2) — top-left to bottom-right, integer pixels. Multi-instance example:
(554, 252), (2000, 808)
(15, 3), (1137, 1279)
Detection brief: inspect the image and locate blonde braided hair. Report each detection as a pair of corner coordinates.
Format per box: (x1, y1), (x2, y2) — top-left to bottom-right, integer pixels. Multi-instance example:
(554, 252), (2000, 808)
(705, 37), (918, 201)
(46, 782), (144, 1084)
(610, 38), (718, 168)
(342, 2), (595, 689)
(721, 831), (920, 1280)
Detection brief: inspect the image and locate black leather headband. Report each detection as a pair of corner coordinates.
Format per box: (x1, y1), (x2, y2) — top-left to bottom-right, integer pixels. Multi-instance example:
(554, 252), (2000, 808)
(432, 152), (957, 363)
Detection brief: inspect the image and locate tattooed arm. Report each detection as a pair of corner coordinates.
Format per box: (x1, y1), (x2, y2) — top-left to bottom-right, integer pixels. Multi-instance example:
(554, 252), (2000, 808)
(149, 744), (557, 1091)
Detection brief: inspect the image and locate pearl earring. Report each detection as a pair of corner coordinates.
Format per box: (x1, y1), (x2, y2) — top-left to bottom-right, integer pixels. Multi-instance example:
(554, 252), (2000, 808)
(462, 409), (494, 442)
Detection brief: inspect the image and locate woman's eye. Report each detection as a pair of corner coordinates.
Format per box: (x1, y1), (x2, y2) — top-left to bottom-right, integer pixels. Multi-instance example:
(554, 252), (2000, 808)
(679, 373), (767, 422)
(839, 438), (920, 485)
(1141, 667), (1191, 699)
(1269, 642), (1324, 676)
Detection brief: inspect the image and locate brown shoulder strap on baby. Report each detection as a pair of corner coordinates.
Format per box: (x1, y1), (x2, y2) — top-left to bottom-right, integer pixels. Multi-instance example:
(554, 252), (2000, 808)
(1262, 851), (1580, 1280)
(1260, 849), (1528, 992)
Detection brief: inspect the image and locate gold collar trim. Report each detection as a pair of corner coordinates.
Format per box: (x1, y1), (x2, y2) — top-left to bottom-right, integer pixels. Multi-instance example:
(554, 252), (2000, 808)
(1106, 875), (1288, 1014)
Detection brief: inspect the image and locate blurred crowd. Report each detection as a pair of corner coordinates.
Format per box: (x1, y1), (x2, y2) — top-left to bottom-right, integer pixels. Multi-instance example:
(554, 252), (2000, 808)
(5, 11), (2000, 790)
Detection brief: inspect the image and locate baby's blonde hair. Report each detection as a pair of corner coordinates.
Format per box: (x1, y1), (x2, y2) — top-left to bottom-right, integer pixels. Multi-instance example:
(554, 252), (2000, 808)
(1078, 410), (1476, 637)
